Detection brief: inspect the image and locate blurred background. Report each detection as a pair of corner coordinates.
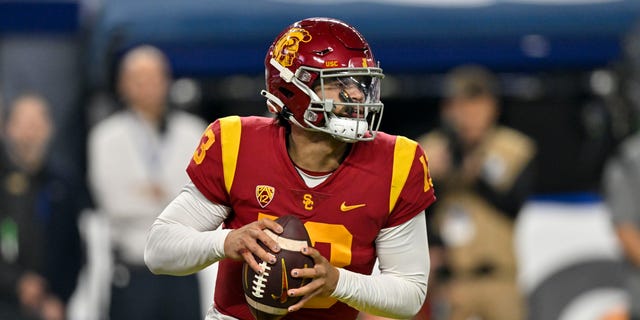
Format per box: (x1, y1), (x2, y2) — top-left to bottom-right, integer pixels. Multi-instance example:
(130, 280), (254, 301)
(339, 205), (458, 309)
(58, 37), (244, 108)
(2, 0), (640, 319)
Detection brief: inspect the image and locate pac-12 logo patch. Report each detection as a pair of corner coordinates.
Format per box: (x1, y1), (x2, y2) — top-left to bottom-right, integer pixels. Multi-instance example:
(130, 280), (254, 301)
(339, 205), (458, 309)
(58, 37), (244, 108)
(256, 185), (275, 208)
(273, 28), (312, 67)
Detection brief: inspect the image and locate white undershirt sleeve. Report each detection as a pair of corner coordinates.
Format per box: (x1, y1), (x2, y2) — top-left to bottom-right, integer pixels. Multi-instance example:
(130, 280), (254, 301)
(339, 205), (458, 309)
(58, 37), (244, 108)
(331, 211), (430, 319)
(144, 181), (232, 275)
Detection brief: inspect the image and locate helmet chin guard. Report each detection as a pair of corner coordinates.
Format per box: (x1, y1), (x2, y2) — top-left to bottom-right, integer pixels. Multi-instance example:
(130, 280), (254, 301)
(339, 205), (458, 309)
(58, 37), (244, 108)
(263, 17), (385, 142)
(324, 115), (368, 143)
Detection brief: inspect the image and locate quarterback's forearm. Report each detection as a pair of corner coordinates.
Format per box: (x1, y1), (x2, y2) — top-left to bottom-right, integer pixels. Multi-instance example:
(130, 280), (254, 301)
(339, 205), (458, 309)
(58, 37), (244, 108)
(331, 212), (429, 318)
(144, 182), (231, 275)
(145, 220), (230, 275)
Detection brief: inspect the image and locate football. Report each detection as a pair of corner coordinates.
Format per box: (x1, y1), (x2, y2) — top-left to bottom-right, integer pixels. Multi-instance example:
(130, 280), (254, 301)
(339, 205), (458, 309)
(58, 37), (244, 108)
(243, 215), (315, 320)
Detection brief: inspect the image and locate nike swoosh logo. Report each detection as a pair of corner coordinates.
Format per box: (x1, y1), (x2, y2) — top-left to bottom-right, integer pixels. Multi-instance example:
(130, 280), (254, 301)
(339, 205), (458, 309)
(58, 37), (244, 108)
(340, 202), (366, 212)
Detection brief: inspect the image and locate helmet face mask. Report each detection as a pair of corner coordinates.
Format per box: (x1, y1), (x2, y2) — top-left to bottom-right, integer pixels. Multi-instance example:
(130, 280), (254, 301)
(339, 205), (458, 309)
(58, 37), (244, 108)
(263, 17), (384, 142)
(307, 67), (383, 142)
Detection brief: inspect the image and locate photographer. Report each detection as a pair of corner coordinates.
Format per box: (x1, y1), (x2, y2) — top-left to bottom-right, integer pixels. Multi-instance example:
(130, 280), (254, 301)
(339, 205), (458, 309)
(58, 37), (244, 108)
(418, 65), (536, 320)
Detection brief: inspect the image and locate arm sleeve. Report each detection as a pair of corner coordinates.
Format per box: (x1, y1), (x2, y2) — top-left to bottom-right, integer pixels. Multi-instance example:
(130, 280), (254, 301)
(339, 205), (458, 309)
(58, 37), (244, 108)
(331, 211), (429, 318)
(144, 181), (232, 275)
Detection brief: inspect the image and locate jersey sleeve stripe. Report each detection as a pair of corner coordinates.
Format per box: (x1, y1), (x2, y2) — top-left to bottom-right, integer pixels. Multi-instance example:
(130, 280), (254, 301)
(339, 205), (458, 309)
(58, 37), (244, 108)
(389, 136), (418, 214)
(220, 116), (242, 194)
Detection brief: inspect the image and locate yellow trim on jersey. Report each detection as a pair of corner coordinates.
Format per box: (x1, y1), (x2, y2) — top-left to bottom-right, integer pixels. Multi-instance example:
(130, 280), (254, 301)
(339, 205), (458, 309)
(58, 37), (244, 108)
(219, 116), (242, 194)
(389, 136), (418, 214)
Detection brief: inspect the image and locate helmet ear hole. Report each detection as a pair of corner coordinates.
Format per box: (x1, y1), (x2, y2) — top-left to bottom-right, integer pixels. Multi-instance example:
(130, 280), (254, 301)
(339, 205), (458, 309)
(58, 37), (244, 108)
(278, 87), (295, 98)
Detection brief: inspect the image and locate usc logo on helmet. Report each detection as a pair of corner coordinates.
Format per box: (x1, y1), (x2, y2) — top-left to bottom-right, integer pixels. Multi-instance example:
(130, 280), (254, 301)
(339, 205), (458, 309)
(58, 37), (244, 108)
(325, 60), (339, 68)
(273, 28), (312, 67)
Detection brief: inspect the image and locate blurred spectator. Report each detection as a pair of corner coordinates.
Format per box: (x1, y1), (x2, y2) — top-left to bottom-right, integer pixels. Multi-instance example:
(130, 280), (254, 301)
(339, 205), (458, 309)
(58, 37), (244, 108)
(603, 132), (640, 320)
(86, 45), (207, 320)
(417, 65), (536, 320)
(0, 93), (82, 320)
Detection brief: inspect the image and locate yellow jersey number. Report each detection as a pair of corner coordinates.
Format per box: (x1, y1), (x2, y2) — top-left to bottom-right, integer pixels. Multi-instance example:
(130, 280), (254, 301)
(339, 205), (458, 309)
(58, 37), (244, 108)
(258, 213), (353, 309)
(193, 125), (215, 165)
(419, 153), (433, 192)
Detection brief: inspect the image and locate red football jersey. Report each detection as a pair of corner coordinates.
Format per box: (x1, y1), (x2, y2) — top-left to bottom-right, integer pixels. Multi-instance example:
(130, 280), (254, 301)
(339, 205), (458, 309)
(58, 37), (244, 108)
(187, 116), (435, 320)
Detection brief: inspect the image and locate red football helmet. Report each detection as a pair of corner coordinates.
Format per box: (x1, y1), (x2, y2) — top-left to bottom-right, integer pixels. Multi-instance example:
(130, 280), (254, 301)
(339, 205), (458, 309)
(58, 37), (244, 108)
(262, 17), (384, 142)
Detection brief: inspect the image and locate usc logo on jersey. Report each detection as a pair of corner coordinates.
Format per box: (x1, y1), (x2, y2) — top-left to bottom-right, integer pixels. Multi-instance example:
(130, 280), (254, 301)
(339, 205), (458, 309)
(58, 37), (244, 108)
(273, 28), (312, 67)
(302, 194), (314, 211)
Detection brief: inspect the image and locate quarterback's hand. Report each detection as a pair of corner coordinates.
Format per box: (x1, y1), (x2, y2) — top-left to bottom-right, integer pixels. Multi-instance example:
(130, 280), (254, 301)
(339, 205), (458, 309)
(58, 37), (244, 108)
(224, 218), (283, 274)
(287, 246), (339, 312)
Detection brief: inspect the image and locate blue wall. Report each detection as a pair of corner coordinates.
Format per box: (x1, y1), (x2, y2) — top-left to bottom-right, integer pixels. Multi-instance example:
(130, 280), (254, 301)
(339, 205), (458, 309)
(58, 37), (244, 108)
(83, 0), (640, 86)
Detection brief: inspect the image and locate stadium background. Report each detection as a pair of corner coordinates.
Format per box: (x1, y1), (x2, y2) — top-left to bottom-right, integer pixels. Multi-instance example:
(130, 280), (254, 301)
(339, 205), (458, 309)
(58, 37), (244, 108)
(1, 0), (640, 319)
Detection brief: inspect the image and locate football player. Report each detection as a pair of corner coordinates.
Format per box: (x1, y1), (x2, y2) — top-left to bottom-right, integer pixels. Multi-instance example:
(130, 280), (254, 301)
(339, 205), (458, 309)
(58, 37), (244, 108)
(144, 17), (436, 320)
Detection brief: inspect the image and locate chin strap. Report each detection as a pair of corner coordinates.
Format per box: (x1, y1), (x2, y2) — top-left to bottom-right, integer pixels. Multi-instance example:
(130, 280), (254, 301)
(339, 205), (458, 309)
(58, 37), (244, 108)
(260, 90), (284, 114)
(260, 89), (308, 130)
